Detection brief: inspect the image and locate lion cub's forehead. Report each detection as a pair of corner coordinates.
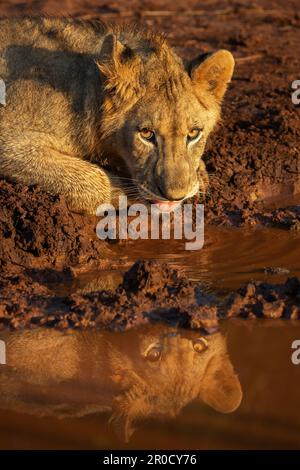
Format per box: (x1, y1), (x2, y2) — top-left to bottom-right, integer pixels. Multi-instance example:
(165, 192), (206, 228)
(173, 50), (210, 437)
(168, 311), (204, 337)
(135, 89), (210, 131)
(144, 58), (191, 95)
(127, 46), (218, 129)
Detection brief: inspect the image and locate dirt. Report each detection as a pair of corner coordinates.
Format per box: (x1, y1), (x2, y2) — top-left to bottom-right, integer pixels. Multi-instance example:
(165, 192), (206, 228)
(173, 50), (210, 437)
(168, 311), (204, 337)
(0, 260), (219, 331)
(1, 254), (300, 330)
(0, 180), (112, 268)
(225, 276), (300, 319)
(0, 0), (300, 331)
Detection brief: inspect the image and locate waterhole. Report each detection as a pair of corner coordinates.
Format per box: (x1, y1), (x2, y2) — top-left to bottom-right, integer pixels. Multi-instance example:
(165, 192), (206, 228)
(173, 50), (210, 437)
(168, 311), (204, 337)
(0, 321), (300, 449)
(66, 226), (300, 297)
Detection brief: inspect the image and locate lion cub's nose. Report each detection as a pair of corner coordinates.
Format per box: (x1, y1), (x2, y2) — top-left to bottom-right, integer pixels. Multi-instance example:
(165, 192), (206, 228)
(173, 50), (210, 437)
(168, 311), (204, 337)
(157, 182), (187, 201)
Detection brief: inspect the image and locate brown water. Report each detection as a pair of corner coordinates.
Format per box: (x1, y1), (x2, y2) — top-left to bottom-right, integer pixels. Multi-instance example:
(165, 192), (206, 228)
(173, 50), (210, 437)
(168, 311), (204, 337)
(1, 321), (300, 449)
(71, 227), (300, 296)
(2, 225), (300, 449)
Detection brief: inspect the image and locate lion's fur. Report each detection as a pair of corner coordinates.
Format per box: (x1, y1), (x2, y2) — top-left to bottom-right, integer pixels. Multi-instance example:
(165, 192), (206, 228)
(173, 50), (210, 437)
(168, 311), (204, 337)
(0, 17), (234, 213)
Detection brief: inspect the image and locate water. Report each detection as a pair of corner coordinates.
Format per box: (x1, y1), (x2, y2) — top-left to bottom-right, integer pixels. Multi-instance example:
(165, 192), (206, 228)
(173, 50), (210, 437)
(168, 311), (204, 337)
(72, 226), (300, 295)
(0, 321), (300, 449)
(1, 224), (300, 449)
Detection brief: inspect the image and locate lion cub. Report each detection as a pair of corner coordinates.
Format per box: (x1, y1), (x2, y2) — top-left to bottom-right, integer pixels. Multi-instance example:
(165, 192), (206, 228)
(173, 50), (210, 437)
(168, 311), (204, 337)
(0, 17), (234, 214)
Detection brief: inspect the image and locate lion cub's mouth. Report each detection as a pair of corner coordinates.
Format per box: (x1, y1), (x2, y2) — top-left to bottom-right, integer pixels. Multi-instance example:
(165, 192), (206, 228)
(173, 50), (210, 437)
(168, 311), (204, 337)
(151, 200), (182, 212)
(136, 183), (184, 211)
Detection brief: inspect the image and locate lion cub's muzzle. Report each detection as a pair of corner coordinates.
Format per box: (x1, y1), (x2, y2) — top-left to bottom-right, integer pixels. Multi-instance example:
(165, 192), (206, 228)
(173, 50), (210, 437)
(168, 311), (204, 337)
(154, 173), (199, 202)
(156, 181), (186, 201)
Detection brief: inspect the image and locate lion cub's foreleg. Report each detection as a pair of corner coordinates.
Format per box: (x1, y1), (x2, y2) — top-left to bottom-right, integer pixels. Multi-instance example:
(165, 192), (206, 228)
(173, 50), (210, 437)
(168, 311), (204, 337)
(0, 143), (126, 214)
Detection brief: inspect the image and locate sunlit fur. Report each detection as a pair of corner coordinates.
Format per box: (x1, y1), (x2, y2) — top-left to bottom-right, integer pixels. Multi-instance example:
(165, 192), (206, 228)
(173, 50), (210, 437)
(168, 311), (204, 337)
(0, 17), (234, 213)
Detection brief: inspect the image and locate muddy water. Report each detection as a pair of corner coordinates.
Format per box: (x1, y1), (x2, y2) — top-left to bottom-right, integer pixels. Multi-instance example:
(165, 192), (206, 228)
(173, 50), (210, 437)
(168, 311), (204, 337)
(0, 321), (300, 450)
(1, 225), (300, 449)
(106, 195), (300, 291)
(2, 207), (300, 448)
(84, 227), (300, 295)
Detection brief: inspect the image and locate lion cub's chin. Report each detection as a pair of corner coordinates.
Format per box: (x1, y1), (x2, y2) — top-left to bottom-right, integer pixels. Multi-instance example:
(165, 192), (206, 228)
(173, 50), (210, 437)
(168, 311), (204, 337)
(152, 200), (182, 212)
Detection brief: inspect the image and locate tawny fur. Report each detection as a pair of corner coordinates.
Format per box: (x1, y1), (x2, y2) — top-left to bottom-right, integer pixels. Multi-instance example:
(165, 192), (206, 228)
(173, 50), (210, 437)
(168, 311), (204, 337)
(0, 17), (234, 214)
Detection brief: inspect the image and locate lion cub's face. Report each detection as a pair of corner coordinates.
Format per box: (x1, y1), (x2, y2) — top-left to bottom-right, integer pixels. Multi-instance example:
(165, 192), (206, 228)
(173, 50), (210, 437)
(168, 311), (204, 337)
(98, 35), (234, 203)
(124, 90), (213, 202)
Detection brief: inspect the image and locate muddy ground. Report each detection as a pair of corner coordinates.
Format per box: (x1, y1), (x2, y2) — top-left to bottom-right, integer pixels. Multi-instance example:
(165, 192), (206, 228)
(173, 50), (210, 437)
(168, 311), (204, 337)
(0, 0), (300, 330)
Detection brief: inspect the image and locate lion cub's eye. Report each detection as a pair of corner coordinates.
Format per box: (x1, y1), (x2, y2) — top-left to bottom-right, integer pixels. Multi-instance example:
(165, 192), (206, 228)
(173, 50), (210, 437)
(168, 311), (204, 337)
(144, 344), (162, 362)
(187, 128), (202, 143)
(192, 337), (209, 353)
(140, 128), (155, 141)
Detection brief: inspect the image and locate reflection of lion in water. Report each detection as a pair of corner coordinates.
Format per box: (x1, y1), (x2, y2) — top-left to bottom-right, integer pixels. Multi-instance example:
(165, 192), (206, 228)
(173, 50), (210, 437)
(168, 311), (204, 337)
(0, 326), (242, 442)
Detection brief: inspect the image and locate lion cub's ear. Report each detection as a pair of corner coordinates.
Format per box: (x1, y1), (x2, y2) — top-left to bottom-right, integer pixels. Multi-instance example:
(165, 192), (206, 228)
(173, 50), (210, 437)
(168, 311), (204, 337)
(98, 33), (127, 71)
(198, 353), (242, 413)
(96, 34), (140, 103)
(189, 50), (235, 102)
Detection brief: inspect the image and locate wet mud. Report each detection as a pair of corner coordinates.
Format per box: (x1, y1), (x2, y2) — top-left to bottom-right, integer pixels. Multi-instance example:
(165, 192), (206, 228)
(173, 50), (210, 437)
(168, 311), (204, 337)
(0, 0), (299, 331)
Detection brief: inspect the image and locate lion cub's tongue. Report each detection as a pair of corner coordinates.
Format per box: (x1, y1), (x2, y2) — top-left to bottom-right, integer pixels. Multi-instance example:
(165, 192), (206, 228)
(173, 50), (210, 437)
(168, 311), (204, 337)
(152, 200), (182, 212)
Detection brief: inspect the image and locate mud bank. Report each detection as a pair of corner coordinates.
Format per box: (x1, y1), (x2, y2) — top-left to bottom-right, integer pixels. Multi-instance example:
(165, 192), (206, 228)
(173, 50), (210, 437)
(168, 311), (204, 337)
(225, 277), (300, 320)
(0, 259), (218, 331)
(0, 179), (299, 331)
(1, 253), (300, 330)
(0, 180), (111, 268)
